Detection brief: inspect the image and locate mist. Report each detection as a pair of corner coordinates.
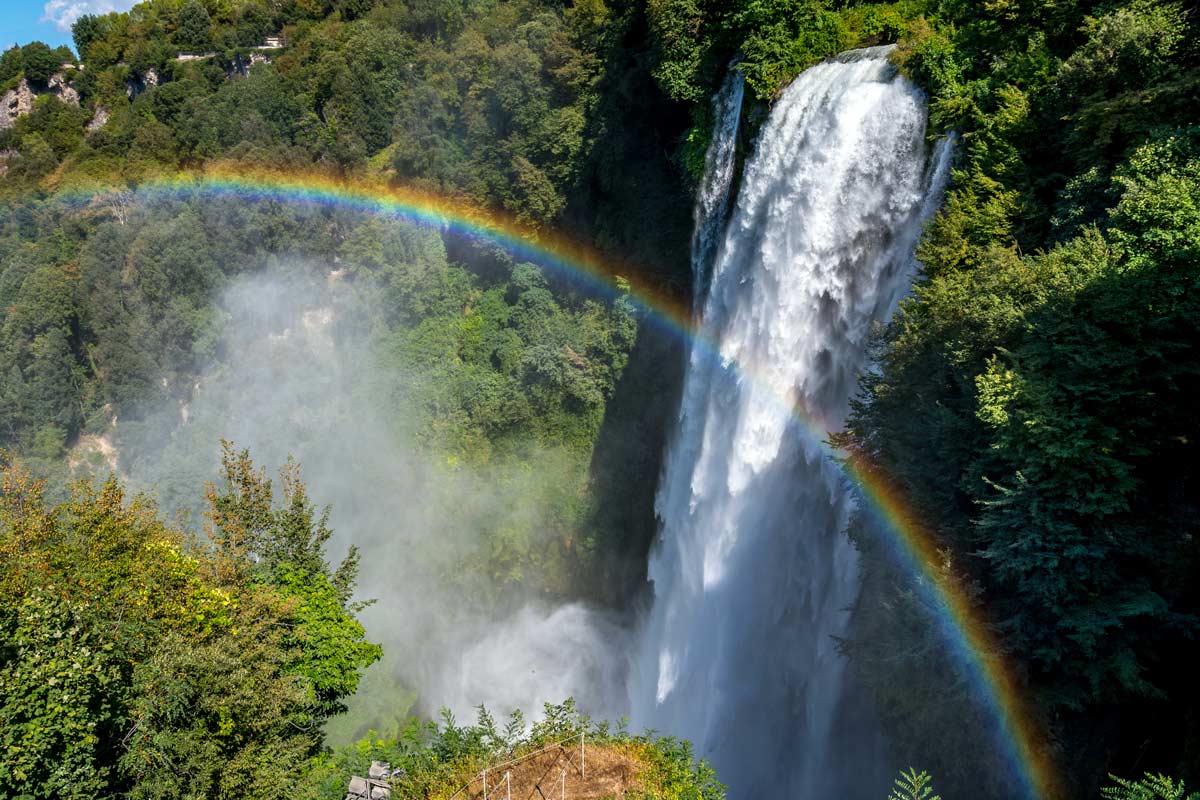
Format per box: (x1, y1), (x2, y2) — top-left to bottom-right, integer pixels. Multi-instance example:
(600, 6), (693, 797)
(119, 260), (630, 739)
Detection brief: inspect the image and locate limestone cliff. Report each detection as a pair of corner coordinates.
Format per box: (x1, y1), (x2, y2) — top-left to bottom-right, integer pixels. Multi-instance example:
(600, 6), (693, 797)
(1, 72), (80, 130)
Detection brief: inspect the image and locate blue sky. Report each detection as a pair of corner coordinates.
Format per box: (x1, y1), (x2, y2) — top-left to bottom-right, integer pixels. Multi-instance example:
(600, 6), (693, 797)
(2, 0), (138, 51)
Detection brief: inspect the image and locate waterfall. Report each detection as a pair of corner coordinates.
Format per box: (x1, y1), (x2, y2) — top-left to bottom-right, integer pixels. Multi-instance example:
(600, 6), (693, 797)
(691, 67), (744, 310)
(629, 47), (953, 798)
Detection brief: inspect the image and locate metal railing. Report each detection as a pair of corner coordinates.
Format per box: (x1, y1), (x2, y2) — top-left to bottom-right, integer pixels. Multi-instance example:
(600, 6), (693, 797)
(446, 731), (587, 800)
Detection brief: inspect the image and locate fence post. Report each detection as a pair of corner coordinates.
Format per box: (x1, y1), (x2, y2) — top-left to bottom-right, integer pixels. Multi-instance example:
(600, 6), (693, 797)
(484, 769), (487, 800)
(581, 731), (585, 779)
(561, 769), (566, 800)
(506, 771), (511, 800)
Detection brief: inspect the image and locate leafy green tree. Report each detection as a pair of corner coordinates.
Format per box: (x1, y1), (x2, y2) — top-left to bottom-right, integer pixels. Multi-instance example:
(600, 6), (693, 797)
(9, 133), (59, 180)
(18, 42), (60, 84)
(176, 0), (214, 52)
(12, 94), (89, 157)
(72, 14), (104, 60)
(644, 0), (711, 102)
(734, 0), (849, 98)
(336, 0), (375, 21)
(0, 46), (24, 84)
(0, 448), (380, 799)
(234, 2), (274, 46)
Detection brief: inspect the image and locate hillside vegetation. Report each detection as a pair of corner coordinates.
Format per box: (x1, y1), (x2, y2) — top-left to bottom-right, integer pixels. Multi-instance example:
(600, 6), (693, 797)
(0, 448), (379, 797)
(834, 3), (1200, 796)
(0, 450), (724, 800)
(301, 700), (723, 800)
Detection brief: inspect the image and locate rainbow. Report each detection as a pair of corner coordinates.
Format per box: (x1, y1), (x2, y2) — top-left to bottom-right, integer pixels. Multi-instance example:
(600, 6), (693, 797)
(51, 167), (1060, 799)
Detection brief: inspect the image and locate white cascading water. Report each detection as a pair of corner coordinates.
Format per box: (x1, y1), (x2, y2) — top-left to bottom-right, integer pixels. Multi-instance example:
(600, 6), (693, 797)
(630, 47), (953, 798)
(690, 67), (744, 311)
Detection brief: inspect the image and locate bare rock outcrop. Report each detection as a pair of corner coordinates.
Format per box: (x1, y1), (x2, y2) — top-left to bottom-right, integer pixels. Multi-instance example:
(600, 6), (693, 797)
(0, 79), (36, 130)
(125, 67), (159, 98)
(47, 72), (79, 105)
(87, 105), (110, 132)
(1, 73), (82, 130)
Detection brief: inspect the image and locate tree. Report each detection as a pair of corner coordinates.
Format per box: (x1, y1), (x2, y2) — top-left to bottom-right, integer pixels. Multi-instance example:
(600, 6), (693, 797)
(234, 2), (274, 46)
(10, 133), (59, 180)
(0, 46), (23, 83)
(72, 14), (103, 60)
(336, 0), (375, 21)
(0, 449), (380, 798)
(645, 0), (710, 101)
(18, 42), (60, 84)
(176, 0), (214, 52)
(207, 444), (382, 718)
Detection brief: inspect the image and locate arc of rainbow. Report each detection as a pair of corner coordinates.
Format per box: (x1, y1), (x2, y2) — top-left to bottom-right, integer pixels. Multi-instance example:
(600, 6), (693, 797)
(51, 167), (1060, 799)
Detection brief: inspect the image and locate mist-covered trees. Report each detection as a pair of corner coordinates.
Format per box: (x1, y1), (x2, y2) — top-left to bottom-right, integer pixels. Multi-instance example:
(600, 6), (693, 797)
(0, 448), (379, 798)
(0, 186), (640, 614)
(0, 191), (635, 467)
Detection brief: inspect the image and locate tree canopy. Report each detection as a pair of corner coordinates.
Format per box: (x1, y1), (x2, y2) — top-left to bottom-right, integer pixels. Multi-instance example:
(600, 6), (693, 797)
(0, 446), (379, 797)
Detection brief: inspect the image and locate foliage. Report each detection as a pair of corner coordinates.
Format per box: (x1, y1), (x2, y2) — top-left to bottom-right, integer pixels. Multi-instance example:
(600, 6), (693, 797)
(295, 699), (725, 800)
(640, 0), (927, 102)
(889, 768), (941, 800)
(176, 0), (215, 52)
(732, 0), (850, 99)
(0, 450), (378, 798)
(3, 0), (626, 233)
(0, 42), (74, 87)
(1104, 774), (1200, 800)
(835, 0), (1200, 794)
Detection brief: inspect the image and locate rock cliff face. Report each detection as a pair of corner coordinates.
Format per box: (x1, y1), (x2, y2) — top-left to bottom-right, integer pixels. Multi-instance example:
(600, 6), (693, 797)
(125, 67), (160, 98)
(47, 73), (79, 105)
(1, 80), (36, 130)
(1, 73), (81, 130)
(87, 105), (110, 132)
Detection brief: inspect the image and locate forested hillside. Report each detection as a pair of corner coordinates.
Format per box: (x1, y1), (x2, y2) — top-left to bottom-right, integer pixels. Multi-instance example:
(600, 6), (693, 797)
(1, 0), (1198, 797)
(1, 0), (690, 793)
(837, 2), (1200, 796)
(0, 0), (701, 609)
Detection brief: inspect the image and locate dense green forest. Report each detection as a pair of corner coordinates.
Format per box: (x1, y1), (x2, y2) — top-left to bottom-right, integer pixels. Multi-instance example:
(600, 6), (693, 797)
(1, 0), (1198, 797)
(835, 2), (1200, 797)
